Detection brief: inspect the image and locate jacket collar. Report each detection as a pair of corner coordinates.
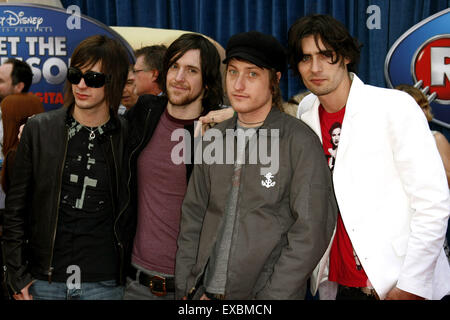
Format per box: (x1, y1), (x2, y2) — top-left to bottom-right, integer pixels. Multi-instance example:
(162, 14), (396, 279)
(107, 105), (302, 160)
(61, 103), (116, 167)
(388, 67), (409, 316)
(301, 73), (366, 166)
(64, 103), (119, 134)
(344, 73), (364, 118)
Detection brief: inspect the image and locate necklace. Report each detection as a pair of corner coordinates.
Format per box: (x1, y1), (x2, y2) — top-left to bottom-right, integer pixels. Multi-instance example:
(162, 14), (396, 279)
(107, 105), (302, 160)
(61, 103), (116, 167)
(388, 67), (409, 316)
(238, 118), (265, 126)
(72, 113), (109, 141)
(81, 125), (100, 141)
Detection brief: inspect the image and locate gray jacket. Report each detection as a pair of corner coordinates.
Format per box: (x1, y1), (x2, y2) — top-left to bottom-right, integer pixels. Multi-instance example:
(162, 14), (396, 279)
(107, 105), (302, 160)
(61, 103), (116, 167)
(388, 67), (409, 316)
(175, 108), (337, 299)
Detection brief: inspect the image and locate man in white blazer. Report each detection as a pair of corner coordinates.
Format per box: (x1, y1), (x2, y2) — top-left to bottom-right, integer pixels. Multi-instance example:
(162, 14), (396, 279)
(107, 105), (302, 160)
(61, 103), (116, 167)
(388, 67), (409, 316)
(287, 14), (450, 300)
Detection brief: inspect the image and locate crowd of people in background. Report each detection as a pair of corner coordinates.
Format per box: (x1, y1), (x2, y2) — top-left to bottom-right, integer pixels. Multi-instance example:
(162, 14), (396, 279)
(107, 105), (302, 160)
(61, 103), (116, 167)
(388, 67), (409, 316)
(0, 14), (449, 301)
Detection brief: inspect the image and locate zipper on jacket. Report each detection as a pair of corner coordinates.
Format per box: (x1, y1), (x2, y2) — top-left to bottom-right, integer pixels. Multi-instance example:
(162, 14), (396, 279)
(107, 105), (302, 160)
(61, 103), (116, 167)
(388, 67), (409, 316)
(123, 107), (152, 213)
(109, 135), (118, 230)
(187, 265), (207, 299)
(47, 128), (69, 283)
(223, 134), (250, 297)
(128, 108), (152, 186)
(113, 107), (152, 284)
(109, 135), (124, 283)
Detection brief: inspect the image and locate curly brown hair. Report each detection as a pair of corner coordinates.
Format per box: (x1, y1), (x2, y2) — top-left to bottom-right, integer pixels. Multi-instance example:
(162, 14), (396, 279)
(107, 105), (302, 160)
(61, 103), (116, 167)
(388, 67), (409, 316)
(288, 14), (362, 77)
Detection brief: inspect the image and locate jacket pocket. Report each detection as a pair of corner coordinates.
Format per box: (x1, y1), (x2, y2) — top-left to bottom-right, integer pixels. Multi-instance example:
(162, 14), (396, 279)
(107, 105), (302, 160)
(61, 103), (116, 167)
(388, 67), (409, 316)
(391, 235), (409, 257)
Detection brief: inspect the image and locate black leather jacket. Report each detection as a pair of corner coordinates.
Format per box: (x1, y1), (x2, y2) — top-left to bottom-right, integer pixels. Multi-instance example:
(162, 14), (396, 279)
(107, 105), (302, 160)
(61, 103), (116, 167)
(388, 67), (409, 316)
(2, 106), (133, 293)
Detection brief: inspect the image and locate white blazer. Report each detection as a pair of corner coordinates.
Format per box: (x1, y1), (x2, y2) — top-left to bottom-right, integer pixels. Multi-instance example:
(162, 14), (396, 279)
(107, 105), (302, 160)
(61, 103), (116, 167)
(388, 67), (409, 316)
(300, 74), (450, 300)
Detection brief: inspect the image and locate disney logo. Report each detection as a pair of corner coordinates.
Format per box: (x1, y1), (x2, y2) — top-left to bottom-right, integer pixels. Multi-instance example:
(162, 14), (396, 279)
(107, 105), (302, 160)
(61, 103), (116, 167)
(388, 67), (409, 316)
(0, 10), (44, 29)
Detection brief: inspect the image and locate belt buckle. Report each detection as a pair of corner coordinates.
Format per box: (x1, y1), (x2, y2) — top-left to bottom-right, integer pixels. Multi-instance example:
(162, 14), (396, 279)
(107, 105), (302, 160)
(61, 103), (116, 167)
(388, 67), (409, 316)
(213, 293), (226, 300)
(149, 275), (167, 297)
(205, 292), (226, 300)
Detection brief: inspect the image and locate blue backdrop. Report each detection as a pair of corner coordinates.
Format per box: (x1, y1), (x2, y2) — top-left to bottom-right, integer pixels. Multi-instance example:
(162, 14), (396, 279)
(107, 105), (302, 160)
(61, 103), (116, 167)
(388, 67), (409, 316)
(60, 0), (450, 101)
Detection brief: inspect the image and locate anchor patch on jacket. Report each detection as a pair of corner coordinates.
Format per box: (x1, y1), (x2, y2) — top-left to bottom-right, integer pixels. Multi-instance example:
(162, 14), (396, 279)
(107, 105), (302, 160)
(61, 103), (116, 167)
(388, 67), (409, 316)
(261, 173), (276, 188)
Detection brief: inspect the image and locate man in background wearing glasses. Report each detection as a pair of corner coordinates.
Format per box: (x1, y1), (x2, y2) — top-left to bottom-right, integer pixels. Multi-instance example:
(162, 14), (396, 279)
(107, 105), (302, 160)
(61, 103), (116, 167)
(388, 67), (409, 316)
(132, 45), (167, 97)
(2, 35), (133, 300)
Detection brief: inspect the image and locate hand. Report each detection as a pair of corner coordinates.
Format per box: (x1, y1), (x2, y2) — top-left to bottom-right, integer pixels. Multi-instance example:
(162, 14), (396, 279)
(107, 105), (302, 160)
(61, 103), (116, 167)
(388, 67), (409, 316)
(12, 281), (34, 300)
(194, 108), (235, 137)
(199, 293), (211, 300)
(18, 124), (25, 140)
(385, 287), (425, 300)
(18, 115), (36, 140)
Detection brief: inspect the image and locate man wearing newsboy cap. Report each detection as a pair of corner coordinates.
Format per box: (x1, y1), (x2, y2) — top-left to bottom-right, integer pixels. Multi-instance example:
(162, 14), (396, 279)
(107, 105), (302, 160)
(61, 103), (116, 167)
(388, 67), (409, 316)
(175, 31), (337, 300)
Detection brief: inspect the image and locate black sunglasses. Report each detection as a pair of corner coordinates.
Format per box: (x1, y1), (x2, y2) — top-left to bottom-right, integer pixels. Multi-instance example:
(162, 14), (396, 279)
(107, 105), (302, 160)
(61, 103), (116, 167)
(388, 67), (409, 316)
(67, 67), (111, 88)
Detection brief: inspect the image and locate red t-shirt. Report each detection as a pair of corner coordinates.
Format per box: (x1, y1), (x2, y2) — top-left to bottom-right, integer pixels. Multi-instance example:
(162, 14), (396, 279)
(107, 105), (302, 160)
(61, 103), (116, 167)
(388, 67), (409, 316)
(318, 105), (369, 288)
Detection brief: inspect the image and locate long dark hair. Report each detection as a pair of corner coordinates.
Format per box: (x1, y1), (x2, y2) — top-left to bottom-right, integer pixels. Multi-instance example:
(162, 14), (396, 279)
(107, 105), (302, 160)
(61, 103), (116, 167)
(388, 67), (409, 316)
(269, 69), (283, 111)
(63, 35), (130, 114)
(1, 93), (44, 192)
(288, 14), (362, 76)
(162, 33), (223, 114)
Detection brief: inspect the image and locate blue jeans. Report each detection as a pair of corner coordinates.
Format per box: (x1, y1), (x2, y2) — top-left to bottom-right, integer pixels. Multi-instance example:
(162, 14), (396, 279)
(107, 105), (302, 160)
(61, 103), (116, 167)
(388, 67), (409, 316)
(29, 279), (124, 300)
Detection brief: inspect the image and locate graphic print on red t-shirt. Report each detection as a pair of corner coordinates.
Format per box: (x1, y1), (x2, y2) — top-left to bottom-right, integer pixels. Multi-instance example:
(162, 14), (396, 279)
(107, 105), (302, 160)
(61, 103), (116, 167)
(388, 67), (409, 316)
(319, 105), (345, 172)
(318, 105), (369, 288)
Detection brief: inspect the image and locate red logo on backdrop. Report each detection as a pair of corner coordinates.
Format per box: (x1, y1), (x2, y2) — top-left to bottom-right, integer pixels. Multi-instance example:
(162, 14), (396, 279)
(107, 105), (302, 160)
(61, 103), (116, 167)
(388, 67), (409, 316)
(413, 35), (450, 104)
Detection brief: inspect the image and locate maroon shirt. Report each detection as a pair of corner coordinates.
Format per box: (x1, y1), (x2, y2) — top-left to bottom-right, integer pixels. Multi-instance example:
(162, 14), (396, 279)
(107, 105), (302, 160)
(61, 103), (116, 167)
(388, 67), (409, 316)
(131, 109), (194, 275)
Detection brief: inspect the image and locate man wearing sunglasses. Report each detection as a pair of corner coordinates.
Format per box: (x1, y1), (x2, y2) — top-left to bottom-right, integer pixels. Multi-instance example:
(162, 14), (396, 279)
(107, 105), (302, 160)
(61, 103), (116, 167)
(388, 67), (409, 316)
(2, 35), (133, 300)
(123, 33), (223, 300)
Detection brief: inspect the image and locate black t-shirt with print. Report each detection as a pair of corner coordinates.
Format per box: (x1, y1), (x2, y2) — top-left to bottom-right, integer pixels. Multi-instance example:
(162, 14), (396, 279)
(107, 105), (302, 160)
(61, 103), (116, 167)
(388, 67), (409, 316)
(47, 117), (118, 283)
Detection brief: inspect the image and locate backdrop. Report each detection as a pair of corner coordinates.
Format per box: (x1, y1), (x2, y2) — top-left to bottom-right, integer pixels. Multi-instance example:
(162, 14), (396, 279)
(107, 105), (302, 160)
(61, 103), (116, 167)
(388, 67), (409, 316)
(60, 0), (450, 106)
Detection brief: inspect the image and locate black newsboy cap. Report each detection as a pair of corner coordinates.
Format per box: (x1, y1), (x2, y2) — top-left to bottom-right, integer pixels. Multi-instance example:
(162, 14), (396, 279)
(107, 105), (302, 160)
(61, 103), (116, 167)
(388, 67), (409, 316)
(223, 31), (287, 72)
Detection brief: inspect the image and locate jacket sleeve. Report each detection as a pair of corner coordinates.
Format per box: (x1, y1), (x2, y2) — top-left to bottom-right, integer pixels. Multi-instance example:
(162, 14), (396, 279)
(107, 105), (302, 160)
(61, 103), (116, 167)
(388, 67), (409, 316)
(175, 159), (210, 299)
(2, 121), (35, 293)
(256, 130), (338, 299)
(388, 93), (450, 299)
(4, 150), (16, 193)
